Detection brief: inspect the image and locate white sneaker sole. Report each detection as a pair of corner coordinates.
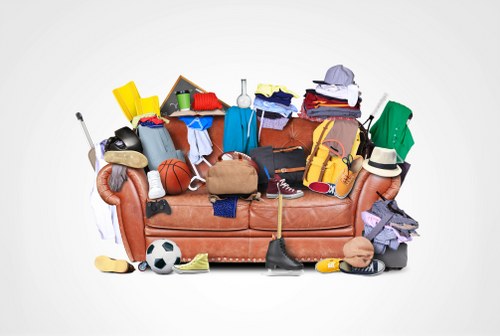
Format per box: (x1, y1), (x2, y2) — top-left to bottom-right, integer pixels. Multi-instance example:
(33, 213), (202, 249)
(266, 192), (304, 200)
(264, 269), (304, 276)
(172, 267), (210, 274)
(148, 189), (166, 200)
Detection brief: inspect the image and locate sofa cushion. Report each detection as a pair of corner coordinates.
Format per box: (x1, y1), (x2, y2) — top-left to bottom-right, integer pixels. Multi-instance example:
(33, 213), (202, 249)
(249, 189), (353, 231)
(145, 187), (249, 231)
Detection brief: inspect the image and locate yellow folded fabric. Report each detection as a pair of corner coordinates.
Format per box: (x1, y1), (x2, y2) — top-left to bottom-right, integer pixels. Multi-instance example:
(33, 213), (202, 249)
(113, 81), (141, 121)
(135, 96), (160, 117)
(255, 84), (299, 98)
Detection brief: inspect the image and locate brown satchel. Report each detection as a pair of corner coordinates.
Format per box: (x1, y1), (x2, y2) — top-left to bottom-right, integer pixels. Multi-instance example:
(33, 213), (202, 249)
(206, 157), (258, 195)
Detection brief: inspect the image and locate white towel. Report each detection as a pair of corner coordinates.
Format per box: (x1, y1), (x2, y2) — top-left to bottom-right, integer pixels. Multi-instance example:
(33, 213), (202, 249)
(187, 128), (213, 165)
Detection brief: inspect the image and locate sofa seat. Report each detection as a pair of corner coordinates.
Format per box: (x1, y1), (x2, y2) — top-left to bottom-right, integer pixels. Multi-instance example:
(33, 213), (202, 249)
(146, 187), (249, 231)
(249, 189), (353, 231)
(145, 226), (354, 238)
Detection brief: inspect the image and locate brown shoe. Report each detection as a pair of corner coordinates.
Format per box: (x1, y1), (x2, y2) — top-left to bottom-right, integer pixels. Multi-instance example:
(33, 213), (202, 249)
(94, 255), (135, 273)
(334, 155), (363, 199)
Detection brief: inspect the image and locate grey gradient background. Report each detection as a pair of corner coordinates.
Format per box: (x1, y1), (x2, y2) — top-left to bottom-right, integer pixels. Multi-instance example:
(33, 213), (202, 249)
(1, 0), (499, 335)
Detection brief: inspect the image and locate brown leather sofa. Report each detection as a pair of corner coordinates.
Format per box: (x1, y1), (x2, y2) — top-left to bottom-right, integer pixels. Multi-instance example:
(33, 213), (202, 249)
(97, 117), (401, 263)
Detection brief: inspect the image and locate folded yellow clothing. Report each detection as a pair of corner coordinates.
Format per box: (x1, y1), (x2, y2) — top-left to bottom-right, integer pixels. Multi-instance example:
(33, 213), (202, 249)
(255, 83), (299, 98)
(113, 81), (141, 121)
(135, 96), (160, 117)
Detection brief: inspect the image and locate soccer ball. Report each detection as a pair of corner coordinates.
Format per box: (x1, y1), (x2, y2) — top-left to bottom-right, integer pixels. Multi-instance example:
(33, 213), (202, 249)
(146, 239), (182, 274)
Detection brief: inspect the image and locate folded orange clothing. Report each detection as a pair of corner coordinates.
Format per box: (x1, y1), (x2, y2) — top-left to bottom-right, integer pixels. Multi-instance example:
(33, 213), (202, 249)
(192, 92), (222, 111)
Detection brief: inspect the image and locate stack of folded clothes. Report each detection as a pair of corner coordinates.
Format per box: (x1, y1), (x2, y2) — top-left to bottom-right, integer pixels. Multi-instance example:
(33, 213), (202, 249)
(299, 65), (362, 122)
(253, 84), (299, 138)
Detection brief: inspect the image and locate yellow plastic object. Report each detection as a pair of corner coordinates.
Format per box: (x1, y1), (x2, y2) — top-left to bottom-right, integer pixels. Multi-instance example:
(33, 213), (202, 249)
(112, 81), (141, 121)
(135, 96), (160, 117)
(315, 258), (341, 273)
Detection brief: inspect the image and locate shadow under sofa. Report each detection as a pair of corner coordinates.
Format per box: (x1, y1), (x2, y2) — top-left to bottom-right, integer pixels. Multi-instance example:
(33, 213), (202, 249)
(97, 117), (401, 263)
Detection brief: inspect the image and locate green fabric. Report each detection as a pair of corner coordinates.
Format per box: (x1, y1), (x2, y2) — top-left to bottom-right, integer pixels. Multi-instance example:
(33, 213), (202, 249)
(370, 101), (414, 162)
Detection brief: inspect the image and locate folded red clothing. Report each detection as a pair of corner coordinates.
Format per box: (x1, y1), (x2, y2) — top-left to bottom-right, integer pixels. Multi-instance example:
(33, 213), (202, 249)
(303, 91), (360, 110)
(139, 116), (164, 124)
(192, 92), (223, 111)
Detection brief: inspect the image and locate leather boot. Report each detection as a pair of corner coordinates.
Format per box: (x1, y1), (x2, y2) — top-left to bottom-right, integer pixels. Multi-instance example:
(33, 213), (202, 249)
(265, 238), (304, 271)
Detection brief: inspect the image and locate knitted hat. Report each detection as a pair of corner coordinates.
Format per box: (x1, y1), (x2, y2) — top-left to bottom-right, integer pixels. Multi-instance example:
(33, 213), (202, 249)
(342, 237), (374, 268)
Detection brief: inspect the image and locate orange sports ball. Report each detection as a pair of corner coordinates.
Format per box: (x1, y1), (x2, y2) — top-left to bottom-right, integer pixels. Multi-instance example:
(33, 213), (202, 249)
(157, 159), (192, 195)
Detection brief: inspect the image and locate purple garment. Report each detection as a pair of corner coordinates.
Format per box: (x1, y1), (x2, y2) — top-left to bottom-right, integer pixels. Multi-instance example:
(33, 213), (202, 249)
(362, 211), (412, 243)
(257, 115), (290, 131)
(255, 90), (294, 106)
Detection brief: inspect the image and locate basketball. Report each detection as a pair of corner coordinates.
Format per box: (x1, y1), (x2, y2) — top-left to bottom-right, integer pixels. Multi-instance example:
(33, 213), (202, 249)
(157, 159), (192, 195)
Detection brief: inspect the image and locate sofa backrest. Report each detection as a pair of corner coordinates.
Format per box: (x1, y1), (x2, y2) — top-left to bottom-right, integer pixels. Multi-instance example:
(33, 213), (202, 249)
(164, 115), (318, 177)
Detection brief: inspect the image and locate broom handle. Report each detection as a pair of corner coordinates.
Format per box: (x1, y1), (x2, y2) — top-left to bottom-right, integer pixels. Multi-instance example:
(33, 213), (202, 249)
(277, 194), (283, 239)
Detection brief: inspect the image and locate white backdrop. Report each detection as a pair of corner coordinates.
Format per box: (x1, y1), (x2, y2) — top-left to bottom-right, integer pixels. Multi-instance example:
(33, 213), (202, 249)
(1, 0), (499, 335)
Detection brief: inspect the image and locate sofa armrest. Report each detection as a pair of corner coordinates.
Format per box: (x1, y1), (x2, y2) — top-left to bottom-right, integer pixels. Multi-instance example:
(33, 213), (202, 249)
(97, 164), (149, 261)
(349, 169), (401, 236)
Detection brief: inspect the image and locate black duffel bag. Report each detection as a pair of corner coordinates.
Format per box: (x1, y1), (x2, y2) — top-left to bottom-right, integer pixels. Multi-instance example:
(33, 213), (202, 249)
(250, 146), (306, 187)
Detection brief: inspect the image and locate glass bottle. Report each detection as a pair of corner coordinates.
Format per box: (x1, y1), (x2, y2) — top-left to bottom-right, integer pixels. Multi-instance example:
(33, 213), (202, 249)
(237, 79), (252, 108)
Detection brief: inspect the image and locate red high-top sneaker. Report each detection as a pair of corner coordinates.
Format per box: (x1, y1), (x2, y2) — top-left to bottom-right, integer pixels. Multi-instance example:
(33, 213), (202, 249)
(266, 174), (304, 199)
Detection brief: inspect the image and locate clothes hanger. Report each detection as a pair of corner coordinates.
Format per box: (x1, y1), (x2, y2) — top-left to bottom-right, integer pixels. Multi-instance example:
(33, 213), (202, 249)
(188, 157), (213, 191)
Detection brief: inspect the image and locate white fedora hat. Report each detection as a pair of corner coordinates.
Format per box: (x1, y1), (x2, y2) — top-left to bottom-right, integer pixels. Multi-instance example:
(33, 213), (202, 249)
(362, 147), (402, 177)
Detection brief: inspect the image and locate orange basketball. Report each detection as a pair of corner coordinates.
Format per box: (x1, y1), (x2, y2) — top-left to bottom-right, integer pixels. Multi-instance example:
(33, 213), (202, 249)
(157, 159), (192, 195)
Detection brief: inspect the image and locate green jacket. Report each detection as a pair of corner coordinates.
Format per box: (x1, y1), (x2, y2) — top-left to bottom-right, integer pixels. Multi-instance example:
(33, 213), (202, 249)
(370, 101), (414, 161)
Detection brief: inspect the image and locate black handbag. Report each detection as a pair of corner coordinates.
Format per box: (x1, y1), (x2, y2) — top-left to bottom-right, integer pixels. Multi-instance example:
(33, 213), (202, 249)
(249, 146), (306, 187)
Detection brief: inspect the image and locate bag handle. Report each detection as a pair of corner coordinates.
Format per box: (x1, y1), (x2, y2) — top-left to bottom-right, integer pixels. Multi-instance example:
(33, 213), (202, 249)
(322, 138), (345, 158)
(273, 146), (303, 153)
(218, 151), (252, 162)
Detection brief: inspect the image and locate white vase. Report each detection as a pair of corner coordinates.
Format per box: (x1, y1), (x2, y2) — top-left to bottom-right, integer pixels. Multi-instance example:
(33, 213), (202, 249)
(236, 79), (252, 108)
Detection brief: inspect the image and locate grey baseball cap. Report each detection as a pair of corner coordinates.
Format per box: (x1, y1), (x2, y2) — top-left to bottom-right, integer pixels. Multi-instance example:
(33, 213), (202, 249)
(313, 65), (355, 86)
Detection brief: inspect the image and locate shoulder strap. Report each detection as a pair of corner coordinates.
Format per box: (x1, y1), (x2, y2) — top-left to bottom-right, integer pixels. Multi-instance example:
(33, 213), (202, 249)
(364, 213), (395, 241)
(303, 120), (333, 181)
(273, 146), (302, 153)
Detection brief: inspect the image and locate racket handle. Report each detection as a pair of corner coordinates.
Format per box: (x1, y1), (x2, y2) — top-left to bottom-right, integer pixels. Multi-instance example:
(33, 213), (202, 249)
(76, 112), (95, 149)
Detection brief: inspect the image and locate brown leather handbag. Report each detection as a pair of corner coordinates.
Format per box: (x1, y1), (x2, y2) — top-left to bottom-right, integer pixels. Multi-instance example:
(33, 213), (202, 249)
(206, 154), (258, 195)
